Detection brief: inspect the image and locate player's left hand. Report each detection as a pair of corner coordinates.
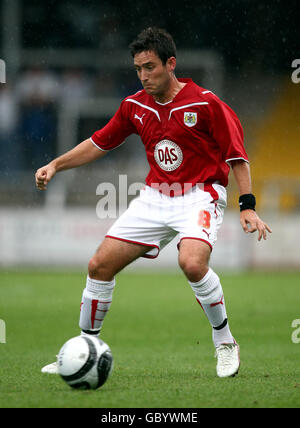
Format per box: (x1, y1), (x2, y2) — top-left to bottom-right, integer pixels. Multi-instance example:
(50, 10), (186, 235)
(240, 209), (272, 241)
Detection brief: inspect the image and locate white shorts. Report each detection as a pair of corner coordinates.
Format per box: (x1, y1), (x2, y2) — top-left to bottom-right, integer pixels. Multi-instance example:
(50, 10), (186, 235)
(106, 184), (227, 258)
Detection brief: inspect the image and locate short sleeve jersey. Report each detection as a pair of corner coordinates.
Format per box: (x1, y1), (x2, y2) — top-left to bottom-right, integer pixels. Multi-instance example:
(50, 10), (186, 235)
(91, 78), (248, 195)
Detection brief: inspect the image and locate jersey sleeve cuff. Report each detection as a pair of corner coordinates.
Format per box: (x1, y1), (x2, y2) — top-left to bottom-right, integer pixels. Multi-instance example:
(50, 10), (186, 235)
(90, 137), (109, 152)
(225, 157), (249, 165)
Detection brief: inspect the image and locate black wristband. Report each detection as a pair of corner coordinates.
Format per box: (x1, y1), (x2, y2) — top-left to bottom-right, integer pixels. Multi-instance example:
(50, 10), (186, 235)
(239, 193), (256, 211)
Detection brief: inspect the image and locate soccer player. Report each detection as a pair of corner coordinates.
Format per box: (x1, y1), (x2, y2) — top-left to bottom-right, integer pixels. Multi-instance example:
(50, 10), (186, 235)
(36, 28), (271, 378)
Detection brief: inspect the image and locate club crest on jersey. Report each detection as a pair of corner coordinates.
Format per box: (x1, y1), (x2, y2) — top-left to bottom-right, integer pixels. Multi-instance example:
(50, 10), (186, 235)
(184, 112), (197, 127)
(154, 140), (183, 172)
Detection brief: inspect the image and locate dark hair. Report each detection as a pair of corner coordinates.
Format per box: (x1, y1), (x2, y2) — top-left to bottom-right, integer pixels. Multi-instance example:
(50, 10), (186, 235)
(129, 27), (176, 65)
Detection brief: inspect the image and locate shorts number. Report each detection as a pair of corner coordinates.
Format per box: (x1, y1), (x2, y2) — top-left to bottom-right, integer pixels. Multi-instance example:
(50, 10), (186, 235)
(198, 210), (211, 229)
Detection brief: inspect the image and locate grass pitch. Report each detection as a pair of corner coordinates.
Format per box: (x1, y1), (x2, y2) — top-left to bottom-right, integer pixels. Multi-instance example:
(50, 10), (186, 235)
(0, 269), (299, 408)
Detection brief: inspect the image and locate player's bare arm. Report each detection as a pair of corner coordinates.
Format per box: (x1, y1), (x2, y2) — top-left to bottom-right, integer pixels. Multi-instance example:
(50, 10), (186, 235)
(35, 138), (106, 191)
(231, 159), (272, 241)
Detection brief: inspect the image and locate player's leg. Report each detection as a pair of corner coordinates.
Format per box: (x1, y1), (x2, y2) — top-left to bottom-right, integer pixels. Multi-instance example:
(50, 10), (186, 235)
(80, 185), (176, 338)
(89, 235), (150, 280)
(178, 238), (232, 338)
(79, 236), (150, 336)
(41, 237), (150, 374)
(178, 238), (239, 377)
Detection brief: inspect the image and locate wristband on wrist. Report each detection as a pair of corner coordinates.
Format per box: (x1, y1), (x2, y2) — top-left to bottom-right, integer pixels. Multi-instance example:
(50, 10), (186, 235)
(239, 193), (256, 211)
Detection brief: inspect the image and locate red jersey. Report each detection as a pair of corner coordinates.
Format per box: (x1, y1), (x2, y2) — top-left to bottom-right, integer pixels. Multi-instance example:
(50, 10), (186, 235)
(91, 78), (248, 196)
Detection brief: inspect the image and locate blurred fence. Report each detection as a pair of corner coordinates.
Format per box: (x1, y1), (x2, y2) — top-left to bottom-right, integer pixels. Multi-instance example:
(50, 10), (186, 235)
(0, 208), (297, 270)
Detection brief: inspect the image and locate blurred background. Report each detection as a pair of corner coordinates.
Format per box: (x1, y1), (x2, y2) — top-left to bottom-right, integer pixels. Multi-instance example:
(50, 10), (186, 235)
(0, 0), (299, 270)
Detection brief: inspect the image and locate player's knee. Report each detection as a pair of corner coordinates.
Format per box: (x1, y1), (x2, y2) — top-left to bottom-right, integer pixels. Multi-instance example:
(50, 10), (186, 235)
(179, 257), (208, 282)
(88, 256), (112, 281)
(88, 257), (100, 277)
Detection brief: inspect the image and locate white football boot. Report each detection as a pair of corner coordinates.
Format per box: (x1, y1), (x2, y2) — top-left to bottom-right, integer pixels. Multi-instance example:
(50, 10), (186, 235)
(215, 342), (240, 378)
(41, 356), (59, 374)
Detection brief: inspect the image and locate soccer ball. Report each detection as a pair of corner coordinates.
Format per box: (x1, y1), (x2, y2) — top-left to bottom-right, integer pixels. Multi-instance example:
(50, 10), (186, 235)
(57, 335), (113, 390)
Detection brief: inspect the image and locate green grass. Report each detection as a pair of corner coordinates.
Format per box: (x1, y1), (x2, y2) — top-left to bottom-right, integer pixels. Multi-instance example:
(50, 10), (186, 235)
(0, 269), (300, 408)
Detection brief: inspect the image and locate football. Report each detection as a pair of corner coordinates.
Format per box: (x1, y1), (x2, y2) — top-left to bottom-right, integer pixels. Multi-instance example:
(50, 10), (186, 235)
(57, 335), (113, 390)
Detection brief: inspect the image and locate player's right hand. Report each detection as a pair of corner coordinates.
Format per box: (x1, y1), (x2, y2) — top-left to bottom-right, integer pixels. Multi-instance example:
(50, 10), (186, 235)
(35, 163), (57, 191)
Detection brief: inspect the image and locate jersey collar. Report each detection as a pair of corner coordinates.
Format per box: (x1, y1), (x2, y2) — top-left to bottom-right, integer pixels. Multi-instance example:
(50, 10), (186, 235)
(153, 78), (194, 105)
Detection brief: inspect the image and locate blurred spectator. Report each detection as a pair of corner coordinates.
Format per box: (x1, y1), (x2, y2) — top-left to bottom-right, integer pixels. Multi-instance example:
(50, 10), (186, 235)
(0, 84), (20, 174)
(98, 15), (126, 51)
(119, 72), (143, 98)
(59, 68), (92, 103)
(93, 71), (120, 97)
(15, 67), (60, 170)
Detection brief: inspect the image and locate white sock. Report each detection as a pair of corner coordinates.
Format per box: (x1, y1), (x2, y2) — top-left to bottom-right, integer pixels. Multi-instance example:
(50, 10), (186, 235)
(189, 268), (234, 347)
(212, 323), (235, 348)
(79, 276), (115, 336)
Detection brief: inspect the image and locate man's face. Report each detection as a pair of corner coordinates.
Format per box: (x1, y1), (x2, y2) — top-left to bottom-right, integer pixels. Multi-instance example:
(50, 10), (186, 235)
(134, 50), (175, 97)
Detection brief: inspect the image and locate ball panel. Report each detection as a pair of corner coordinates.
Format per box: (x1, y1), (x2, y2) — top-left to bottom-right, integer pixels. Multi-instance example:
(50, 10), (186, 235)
(58, 336), (90, 376)
(97, 350), (113, 388)
(59, 336), (97, 382)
